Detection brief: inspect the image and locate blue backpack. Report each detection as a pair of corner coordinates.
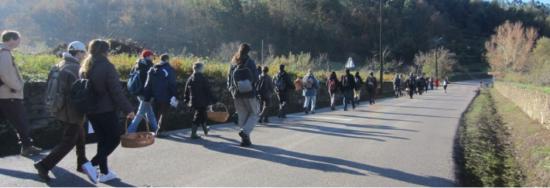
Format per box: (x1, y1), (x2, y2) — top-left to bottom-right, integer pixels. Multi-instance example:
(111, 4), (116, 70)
(127, 67), (143, 96)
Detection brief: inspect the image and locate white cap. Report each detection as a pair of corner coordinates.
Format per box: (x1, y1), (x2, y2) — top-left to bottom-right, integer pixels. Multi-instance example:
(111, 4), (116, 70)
(67, 41), (86, 52)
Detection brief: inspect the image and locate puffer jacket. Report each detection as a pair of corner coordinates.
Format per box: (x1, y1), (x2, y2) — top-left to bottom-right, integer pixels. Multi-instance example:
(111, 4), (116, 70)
(183, 71), (216, 108)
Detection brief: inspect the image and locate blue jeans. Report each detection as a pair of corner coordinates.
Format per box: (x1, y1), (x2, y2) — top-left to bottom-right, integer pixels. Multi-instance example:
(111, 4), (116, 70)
(342, 90), (355, 110)
(303, 96), (316, 112)
(128, 97), (158, 133)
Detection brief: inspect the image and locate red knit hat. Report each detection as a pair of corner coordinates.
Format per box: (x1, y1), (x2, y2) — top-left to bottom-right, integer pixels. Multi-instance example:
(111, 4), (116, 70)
(141, 49), (154, 58)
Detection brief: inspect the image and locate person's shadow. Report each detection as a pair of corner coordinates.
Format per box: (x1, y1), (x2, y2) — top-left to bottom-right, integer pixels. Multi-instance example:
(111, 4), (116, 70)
(0, 154), (135, 187)
(161, 133), (456, 186)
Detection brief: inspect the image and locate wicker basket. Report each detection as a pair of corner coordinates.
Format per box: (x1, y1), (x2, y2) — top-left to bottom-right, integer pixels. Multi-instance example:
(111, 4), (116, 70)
(121, 119), (155, 148)
(207, 104), (230, 123)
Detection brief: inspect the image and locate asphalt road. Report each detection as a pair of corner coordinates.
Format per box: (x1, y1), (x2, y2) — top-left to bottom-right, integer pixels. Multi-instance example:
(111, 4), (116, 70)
(0, 80), (481, 187)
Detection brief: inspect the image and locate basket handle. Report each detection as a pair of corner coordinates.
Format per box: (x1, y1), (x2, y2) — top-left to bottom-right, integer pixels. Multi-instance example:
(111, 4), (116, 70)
(124, 115), (151, 134)
(209, 103), (228, 113)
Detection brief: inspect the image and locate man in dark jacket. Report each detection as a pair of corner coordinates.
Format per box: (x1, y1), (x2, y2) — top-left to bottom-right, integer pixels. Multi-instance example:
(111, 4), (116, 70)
(184, 61), (216, 139)
(273, 64), (294, 118)
(143, 54), (178, 135)
(128, 50), (158, 133)
(366, 72), (378, 105)
(257, 66), (274, 123)
(341, 69), (356, 111)
(406, 73), (416, 99)
(35, 41), (95, 182)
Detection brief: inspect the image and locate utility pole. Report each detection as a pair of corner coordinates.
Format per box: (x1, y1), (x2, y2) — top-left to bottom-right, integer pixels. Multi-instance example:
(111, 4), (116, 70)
(261, 39), (264, 65)
(379, 0), (383, 94)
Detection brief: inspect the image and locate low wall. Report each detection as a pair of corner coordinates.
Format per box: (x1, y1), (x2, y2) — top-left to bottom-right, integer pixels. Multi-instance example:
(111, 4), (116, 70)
(0, 79), (394, 156)
(494, 82), (550, 129)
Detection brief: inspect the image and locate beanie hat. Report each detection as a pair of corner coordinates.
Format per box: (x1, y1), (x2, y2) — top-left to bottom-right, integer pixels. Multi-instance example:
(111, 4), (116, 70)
(141, 49), (154, 58)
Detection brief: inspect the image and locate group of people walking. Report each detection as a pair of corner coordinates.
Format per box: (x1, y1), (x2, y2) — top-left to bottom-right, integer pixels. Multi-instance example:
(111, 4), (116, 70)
(0, 29), (452, 184)
(393, 73), (449, 99)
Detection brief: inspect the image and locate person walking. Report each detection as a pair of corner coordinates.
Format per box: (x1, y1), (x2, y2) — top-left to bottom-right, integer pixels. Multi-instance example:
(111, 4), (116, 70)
(302, 69), (319, 114)
(142, 53), (179, 136)
(78, 39), (135, 183)
(354, 71), (363, 104)
(34, 41), (95, 183)
(340, 69), (356, 111)
(366, 72), (377, 105)
(273, 64), (294, 118)
(256, 66), (274, 123)
(443, 77), (449, 93)
(429, 76), (434, 90)
(127, 50), (158, 134)
(406, 73), (416, 99)
(183, 61), (216, 139)
(393, 74), (402, 98)
(416, 75), (425, 95)
(0, 30), (42, 157)
(227, 43), (259, 147)
(327, 72), (340, 110)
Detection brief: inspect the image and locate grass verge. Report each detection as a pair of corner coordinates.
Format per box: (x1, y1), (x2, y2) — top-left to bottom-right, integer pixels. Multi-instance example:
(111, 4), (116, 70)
(455, 89), (524, 186)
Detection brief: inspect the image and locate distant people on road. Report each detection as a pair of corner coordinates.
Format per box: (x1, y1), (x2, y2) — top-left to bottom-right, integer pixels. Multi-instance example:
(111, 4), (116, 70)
(273, 64), (294, 118)
(35, 41), (93, 183)
(406, 73), (416, 99)
(429, 77), (434, 90)
(144, 53), (179, 136)
(0, 30), (42, 157)
(327, 71), (340, 111)
(256, 66), (274, 123)
(227, 43), (259, 147)
(366, 72), (377, 105)
(79, 39), (135, 183)
(184, 61), (216, 139)
(127, 50), (158, 134)
(443, 77), (449, 93)
(341, 69), (356, 111)
(423, 74), (429, 93)
(416, 75), (425, 95)
(354, 71), (363, 104)
(393, 74), (402, 98)
(302, 69), (319, 114)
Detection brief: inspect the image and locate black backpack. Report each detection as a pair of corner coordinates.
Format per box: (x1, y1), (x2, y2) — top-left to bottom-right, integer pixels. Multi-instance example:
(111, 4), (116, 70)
(70, 78), (96, 114)
(274, 73), (287, 92)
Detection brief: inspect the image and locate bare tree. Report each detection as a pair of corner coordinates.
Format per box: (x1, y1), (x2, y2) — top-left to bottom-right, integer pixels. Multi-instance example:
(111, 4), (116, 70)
(485, 21), (538, 74)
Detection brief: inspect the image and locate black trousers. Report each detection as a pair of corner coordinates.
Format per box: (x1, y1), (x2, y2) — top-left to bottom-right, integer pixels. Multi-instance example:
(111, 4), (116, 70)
(39, 121), (87, 170)
(154, 102), (170, 131)
(0, 99), (32, 147)
(259, 96), (270, 120)
(367, 88), (376, 104)
(88, 112), (123, 174)
(192, 106), (207, 125)
(277, 92), (289, 117)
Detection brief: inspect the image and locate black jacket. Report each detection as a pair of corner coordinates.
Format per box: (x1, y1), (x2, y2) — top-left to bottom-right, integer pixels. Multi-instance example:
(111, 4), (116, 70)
(144, 61), (178, 103)
(340, 73), (356, 92)
(184, 72), (216, 108)
(274, 71), (294, 93)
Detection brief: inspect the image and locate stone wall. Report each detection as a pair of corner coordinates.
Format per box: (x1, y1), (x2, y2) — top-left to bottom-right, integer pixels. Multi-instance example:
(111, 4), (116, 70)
(0, 79), (394, 156)
(495, 82), (550, 129)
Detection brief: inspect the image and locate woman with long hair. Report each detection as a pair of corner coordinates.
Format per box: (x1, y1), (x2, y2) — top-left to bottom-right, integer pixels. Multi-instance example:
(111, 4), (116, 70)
(226, 43), (259, 147)
(79, 39), (135, 183)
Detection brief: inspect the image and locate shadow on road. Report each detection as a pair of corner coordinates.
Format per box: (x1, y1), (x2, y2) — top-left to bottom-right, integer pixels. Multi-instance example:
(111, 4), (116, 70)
(267, 122), (409, 141)
(0, 167), (97, 187)
(160, 133), (455, 186)
(379, 104), (457, 111)
(356, 110), (459, 119)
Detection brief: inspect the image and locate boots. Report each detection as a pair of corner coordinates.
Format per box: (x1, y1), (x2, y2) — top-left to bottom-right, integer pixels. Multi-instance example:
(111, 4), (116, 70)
(201, 123), (209, 136)
(191, 124), (201, 139)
